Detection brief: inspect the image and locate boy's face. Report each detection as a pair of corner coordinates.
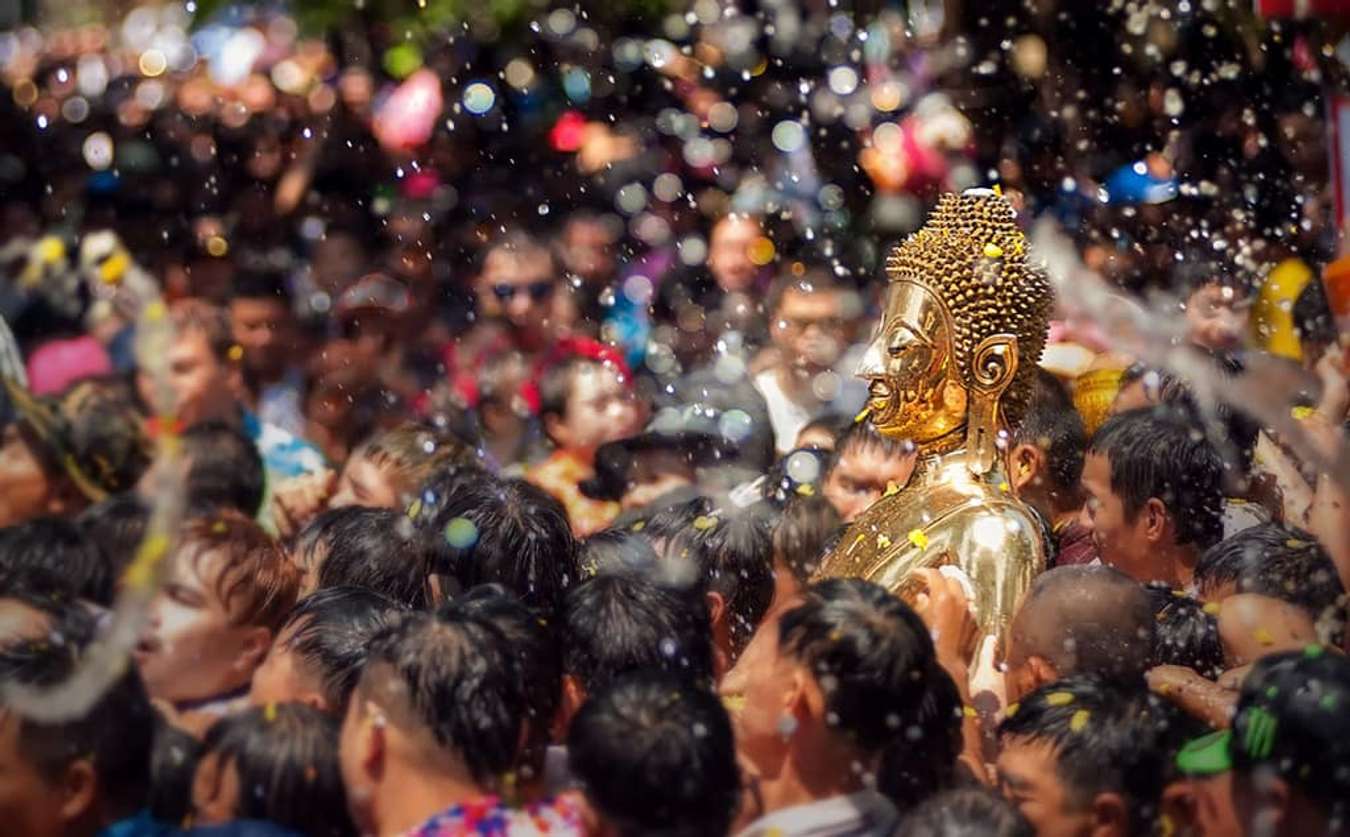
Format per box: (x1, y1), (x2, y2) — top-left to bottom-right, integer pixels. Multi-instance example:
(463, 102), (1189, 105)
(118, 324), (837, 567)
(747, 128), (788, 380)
(822, 443), (916, 523)
(136, 548), (268, 704)
(0, 711), (70, 837)
(0, 422), (58, 528)
(1185, 283), (1249, 352)
(229, 296), (294, 381)
(996, 738), (1097, 837)
(548, 365), (645, 455)
(332, 453), (401, 509)
(770, 288), (846, 372)
(1079, 452), (1154, 582)
(709, 215), (761, 293)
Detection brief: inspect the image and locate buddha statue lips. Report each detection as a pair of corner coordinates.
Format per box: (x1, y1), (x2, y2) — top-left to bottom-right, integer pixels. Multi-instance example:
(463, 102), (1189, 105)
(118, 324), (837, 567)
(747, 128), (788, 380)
(813, 189), (1053, 681)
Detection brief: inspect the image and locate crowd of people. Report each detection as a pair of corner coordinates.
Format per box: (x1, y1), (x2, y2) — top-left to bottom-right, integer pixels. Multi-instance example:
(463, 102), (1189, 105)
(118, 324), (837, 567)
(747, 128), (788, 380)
(2, 1), (1350, 836)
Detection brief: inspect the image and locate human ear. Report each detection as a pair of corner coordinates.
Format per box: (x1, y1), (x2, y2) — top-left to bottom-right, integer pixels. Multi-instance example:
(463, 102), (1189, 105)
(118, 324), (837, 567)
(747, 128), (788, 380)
(59, 758), (98, 825)
(1028, 655), (1060, 692)
(1009, 444), (1043, 492)
(236, 627), (273, 674)
(1089, 791), (1130, 837)
(1143, 497), (1169, 543)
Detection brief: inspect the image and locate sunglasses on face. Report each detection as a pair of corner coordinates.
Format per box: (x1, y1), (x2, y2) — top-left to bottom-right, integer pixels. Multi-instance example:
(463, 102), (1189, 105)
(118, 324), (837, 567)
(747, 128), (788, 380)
(491, 281), (556, 303)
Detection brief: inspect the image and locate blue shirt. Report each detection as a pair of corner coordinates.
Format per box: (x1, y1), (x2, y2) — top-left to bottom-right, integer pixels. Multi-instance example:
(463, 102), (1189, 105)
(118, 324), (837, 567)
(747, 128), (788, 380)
(240, 410), (326, 480)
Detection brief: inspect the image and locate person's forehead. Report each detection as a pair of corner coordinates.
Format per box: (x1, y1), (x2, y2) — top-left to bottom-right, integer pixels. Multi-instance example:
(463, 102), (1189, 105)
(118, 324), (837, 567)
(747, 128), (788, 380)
(171, 327), (218, 359)
(230, 296), (287, 315)
(779, 287), (841, 316)
(839, 445), (908, 480)
(712, 216), (760, 242)
(484, 247), (553, 279)
(570, 363), (624, 399)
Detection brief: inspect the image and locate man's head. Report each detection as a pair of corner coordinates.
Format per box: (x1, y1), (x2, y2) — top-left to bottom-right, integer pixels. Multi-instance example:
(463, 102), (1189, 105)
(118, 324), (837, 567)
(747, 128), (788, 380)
(0, 517), (109, 605)
(997, 675), (1192, 837)
(538, 354), (644, 457)
(560, 213), (619, 284)
(475, 231), (561, 349)
(568, 670), (740, 837)
(333, 422), (478, 510)
(661, 508), (776, 671)
(302, 507), (433, 609)
(0, 633), (155, 837)
(1081, 409), (1224, 584)
(1145, 585), (1225, 679)
(822, 421), (918, 522)
(249, 587), (406, 716)
(1, 379), (150, 526)
(561, 566), (714, 721)
(719, 579), (960, 807)
(1177, 254), (1251, 353)
(139, 300), (242, 426)
(150, 420), (265, 517)
(76, 494), (150, 592)
(767, 271), (849, 374)
(228, 270), (295, 385)
(1174, 648), (1350, 836)
(1195, 524), (1346, 630)
(708, 214), (764, 293)
(136, 513), (300, 705)
(455, 585), (561, 781)
(1009, 369), (1086, 517)
(339, 607), (527, 833)
(192, 702), (349, 837)
(415, 477), (579, 614)
(1003, 566), (1155, 702)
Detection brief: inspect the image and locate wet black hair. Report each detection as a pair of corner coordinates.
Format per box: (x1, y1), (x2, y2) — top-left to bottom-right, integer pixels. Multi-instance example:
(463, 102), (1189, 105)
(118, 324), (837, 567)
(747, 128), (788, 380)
(663, 506), (776, 658)
(998, 675), (1197, 837)
(0, 629), (155, 818)
(1195, 523), (1346, 634)
(230, 268), (293, 306)
(626, 494), (714, 545)
(772, 494), (843, 585)
(579, 528), (662, 578)
(1021, 566), (1156, 685)
(561, 565), (714, 695)
(198, 703), (352, 837)
(1144, 584), (1225, 679)
(301, 506), (432, 609)
(1013, 369), (1087, 493)
(149, 718), (201, 825)
(896, 787), (1032, 837)
(181, 420), (265, 517)
(780, 579), (962, 810)
(0, 516), (109, 605)
(76, 492), (150, 587)
(414, 476), (579, 615)
(1088, 408), (1225, 549)
(568, 670), (740, 837)
(454, 584), (561, 780)
(278, 586), (406, 714)
(828, 420), (914, 476)
(357, 606), (529, 786)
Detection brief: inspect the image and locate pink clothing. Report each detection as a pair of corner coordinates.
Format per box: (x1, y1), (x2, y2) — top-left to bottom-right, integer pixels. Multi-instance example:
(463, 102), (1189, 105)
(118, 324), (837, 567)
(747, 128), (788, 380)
(26, 336), (112, 395)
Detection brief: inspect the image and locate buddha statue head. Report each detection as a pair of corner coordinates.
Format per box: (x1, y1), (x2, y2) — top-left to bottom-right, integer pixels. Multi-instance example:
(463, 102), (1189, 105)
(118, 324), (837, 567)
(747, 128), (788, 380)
(858, 190), (1052, 473)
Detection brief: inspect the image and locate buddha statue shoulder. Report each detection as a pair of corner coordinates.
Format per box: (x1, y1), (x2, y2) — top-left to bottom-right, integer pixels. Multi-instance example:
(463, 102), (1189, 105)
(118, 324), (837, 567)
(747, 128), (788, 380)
(813, 189), (1054, 658)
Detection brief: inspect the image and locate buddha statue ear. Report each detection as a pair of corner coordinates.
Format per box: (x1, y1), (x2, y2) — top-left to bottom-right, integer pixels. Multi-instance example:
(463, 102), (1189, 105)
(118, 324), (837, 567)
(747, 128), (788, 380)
(965, 334), (1020, 476)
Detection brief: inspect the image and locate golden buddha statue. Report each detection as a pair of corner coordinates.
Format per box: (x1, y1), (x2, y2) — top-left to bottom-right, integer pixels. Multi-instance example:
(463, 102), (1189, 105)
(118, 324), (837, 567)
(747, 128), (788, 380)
(814, 189), (1054, 663)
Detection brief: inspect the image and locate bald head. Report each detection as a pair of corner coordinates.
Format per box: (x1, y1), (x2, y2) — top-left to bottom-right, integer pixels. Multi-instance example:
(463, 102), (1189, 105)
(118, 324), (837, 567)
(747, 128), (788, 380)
(1008, 566), (1154, 691)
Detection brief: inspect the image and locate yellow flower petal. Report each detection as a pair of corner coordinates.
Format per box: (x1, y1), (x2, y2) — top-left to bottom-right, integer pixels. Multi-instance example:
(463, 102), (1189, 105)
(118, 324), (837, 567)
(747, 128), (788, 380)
(876, 534), (892, 550)
(1045, 691), (1074, 707)
(983, 242), (1004, 259)
(693, 515), (717, 531)
(1254, 627), (1274, 646)
(907, 529), (929, 549)
(1070, 709), (1090, 732)
(884, 481), (902, 498)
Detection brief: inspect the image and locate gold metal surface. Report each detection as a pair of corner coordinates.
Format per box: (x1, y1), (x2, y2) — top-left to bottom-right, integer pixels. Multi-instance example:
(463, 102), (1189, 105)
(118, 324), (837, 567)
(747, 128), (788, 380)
(816, 190), (1053, 654)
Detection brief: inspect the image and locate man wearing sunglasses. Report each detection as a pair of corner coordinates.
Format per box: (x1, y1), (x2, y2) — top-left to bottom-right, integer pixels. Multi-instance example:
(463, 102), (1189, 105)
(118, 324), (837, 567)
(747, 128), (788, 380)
(473, 231), (564, 358)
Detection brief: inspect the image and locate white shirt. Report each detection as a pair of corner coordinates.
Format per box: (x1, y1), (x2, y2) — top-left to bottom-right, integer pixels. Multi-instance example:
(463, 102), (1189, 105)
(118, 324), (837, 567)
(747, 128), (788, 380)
(736, 790), (899, 837)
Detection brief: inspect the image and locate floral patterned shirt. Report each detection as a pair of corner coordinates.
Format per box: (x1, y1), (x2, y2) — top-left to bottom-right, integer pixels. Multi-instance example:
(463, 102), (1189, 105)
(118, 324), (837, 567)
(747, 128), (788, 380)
(402, 795), (587, 837)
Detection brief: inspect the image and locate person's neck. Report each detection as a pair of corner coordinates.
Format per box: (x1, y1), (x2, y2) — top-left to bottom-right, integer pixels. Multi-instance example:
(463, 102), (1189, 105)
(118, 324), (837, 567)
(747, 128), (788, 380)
(757, 746), (866, 821)
(1154, 543), (1199, 589)
(372, 762), (486, 837)
(774, 363), (822, 405)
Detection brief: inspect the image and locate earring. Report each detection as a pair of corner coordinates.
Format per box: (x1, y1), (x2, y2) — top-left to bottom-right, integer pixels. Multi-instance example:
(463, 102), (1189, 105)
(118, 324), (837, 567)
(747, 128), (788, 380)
(776, 714), (798, 740)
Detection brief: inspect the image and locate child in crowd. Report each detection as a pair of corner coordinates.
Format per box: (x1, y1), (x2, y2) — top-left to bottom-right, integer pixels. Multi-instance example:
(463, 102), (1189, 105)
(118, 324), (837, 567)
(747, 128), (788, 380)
(192, 702), (352, 836)
(292, 506), (433, 608)
(820, 421), (918, 523)
(526, 341), (647, 536)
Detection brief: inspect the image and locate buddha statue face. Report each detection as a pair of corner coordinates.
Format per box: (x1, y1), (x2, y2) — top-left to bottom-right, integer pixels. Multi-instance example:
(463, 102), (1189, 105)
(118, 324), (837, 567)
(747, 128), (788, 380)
(858, 279), (967, 446)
